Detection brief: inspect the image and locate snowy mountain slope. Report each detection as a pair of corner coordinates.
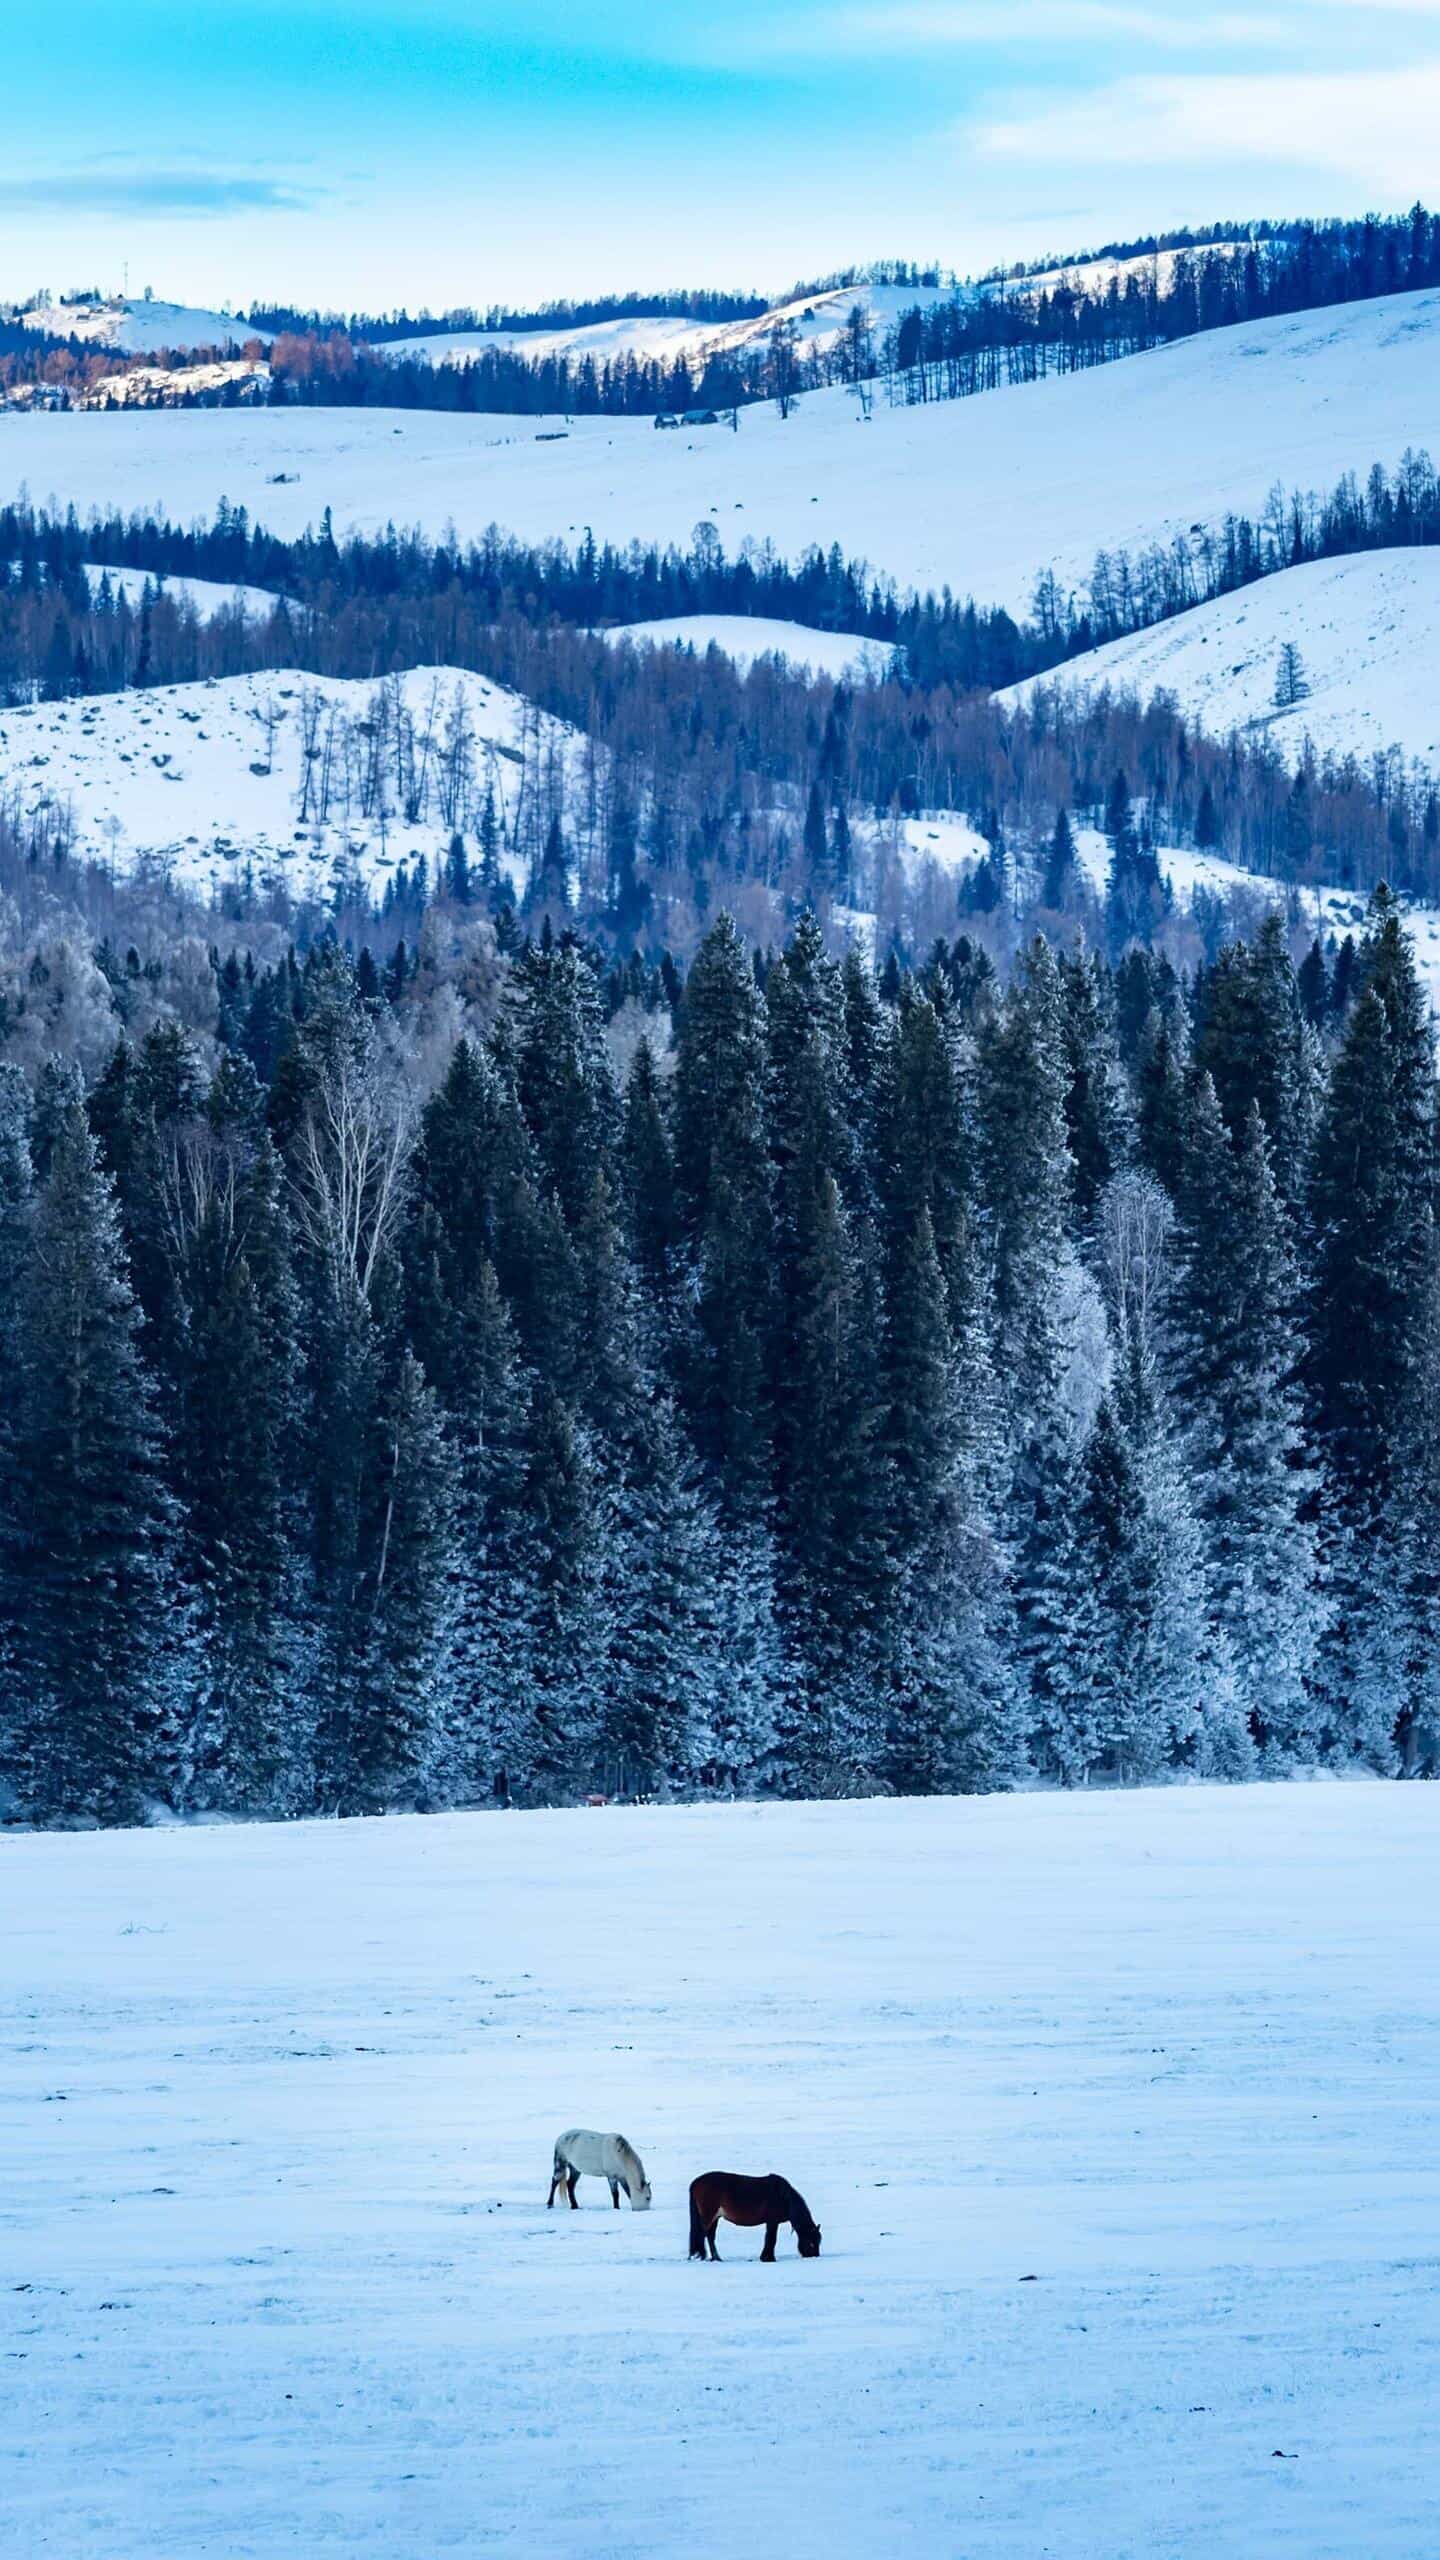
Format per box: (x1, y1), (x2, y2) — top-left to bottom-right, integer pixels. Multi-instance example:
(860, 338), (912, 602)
(1068, 821), (1440, 1007)
(598, 613), (897, 678)
(1005, 550), (1440, 773)
(1003, 238), (1258, 303)
(82, 564), (279, 620)
(0, 667), (571, 898)
(80, 358), (270, 410)
(10, 296), (273, 354)
(388, 312), (723, 369)
(7, 285), (1440, 611)
(386, 282), (955, 372)
(5, 1785), (1439, 2560)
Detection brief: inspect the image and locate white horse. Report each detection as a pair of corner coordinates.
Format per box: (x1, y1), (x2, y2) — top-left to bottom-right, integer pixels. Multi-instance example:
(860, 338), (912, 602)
(548, 2128), (652, 2211)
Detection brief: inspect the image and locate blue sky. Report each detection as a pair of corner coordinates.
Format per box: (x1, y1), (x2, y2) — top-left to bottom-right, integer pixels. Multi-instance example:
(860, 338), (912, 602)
(5, 1), (1437, 313)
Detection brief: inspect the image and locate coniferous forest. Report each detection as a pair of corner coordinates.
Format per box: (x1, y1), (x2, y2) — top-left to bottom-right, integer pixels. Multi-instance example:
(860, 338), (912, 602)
(2, 876), (1436, 1827)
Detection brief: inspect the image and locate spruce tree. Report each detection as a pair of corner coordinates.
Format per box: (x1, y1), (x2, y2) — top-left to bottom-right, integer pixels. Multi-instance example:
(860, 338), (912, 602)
(344, 1349), (457, 1815)
(672, 915), (773, 1502)
(1059, 944), (1130, 1229)
(5, 1093), (182, 1822)
(1171, 1085), (1319, 1760)
(180, 1131), (307, 1812)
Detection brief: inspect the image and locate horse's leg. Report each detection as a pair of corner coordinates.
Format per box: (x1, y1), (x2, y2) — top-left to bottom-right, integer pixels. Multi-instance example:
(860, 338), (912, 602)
(706, 2215), (722, 2261)
(760, 2221), (778, 2263)
(609, 2178), (621, 2209)
(568, 2168), (579, 2209)
(547, 2166), (560, 2209)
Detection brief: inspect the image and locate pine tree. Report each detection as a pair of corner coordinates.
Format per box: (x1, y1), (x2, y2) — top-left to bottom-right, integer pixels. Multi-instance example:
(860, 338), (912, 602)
(672, 915), (774, 1501)
(344, 1351), (457, 1814)
(1273, 641), (1309, 709)
(180, 1130), (307, 1812)
(4, 1094), (183, 1822)
(1194, 915), (1317, 1204)
(1308, 893), (1437, 1764)
(880, 1206), (1018, 1792)
(976, 938), (1071, 1441)
(1058, 944), (1130, 1229)
(511, 939), (617, 1232)
(510, 1390), (610, 1801)
(1171, 1084), (1319, 1761)
(1041, 808), (1080, 908)
(1103, 771), (1168, 958)
(1134, 1001), (1190, 1194)
(603, 1399), (721, 1797)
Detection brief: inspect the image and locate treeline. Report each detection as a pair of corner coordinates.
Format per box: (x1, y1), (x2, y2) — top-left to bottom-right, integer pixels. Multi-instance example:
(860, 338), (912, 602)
(247, 285), (770, 344)
(982, 218), (1294, 287)
(883, 209), (1438, 404)
(1, 886), (1435, 1828)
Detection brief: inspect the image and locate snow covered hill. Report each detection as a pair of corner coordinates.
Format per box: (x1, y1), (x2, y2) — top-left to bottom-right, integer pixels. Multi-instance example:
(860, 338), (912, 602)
(9, 296), (272, 354)
(1065, 821), (1440, 1008)
(82, 564), (279, 620)
(1005, 550), (1440, 774)
(598, 613), (897, 679)
(5, 1784), (1438, 2559)
(11, 286), (1440, 614)
(386, 282), (954, 372)
(0, 667), (569, 898)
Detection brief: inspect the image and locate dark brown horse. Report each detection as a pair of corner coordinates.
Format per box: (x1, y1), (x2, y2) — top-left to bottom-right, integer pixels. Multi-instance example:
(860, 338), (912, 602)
(688, 2171), (821, 2261)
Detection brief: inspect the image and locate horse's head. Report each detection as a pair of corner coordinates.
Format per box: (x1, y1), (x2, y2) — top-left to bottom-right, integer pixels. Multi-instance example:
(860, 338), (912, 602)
(617, 2143), (652, 2210)
(797, 2215), (821, 2258)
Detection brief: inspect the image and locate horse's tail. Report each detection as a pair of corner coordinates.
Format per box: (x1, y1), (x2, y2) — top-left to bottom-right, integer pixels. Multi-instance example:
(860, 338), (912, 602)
(688, 2180), (706, 2258)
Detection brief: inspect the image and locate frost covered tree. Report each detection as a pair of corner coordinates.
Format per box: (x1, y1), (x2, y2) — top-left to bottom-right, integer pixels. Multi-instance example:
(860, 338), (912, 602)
(1308, 891), (1438, 1764)
(3, 1085), (182, 1823)
(1171, 1083), (1319, 1760)
(1273, 641), (1309, 708)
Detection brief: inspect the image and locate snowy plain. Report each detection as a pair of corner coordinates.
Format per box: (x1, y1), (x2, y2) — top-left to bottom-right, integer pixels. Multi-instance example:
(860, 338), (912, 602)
(2, 1784), (1438, 2559)
(7, 288), (1440, 612)
(1005, 550), (1440, 772)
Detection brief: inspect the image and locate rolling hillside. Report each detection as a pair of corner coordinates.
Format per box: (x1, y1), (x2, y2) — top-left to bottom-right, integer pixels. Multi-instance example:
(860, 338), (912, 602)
(385, 281), (954, 372)
(1005, 550), (1440, 773)
(10, 296), (273, 354)
(0, 666), (571, 898)
(5, 286), (1440, 616)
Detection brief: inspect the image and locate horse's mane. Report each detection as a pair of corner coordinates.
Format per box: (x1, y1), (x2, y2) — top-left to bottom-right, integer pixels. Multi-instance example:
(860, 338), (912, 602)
(614, 2135), (643, 2177)
(773, 2173), (817, 2232)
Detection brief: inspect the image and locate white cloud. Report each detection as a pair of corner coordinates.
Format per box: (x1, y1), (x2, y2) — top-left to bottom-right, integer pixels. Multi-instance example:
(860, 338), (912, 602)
(976, 62), (1440, 190)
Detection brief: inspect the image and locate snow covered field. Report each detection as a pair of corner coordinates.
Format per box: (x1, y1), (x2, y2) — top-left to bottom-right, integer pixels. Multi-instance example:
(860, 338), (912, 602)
(1007, 550), (1440, 771)
(7, 288), (1440, 611)
(0, 667), (567, 898)
(3, 1785), (1437, 2559)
